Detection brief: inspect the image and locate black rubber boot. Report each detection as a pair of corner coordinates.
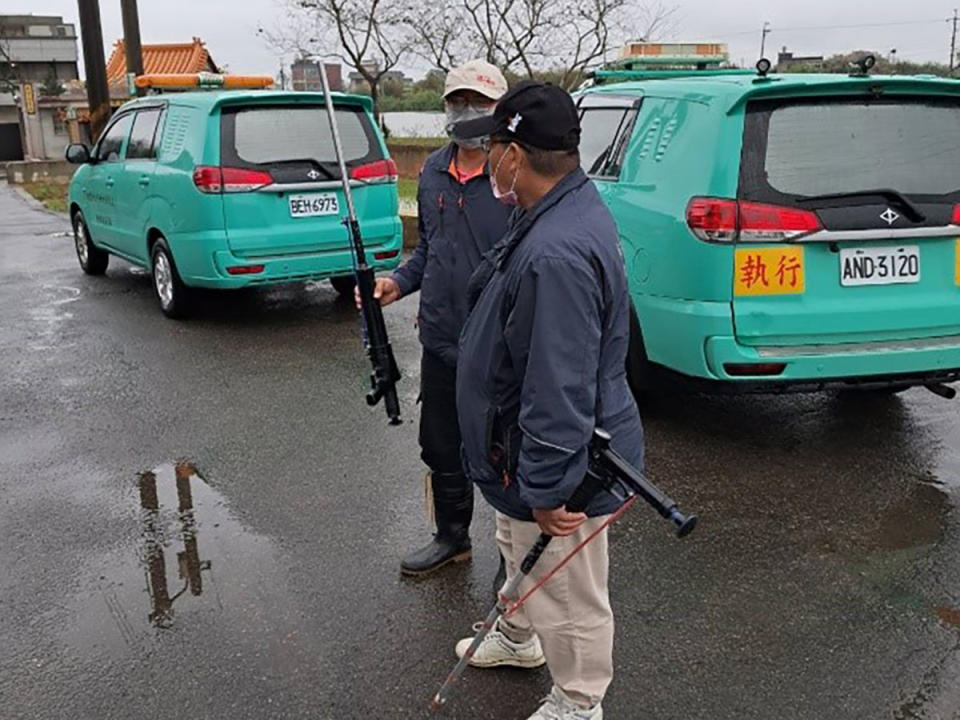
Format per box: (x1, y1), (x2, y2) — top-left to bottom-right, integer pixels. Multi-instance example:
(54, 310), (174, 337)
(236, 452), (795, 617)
(401, 471), (473, 576)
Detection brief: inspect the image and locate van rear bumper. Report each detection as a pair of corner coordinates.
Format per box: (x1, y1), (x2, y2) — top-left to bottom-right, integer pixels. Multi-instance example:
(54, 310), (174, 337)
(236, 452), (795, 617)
(702, 335), (960, 387)
(180, 237), (403, 289)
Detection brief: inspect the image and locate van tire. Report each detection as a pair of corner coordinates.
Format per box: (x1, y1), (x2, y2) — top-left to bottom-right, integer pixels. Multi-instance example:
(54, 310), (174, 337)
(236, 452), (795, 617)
(330, 275), (357, 297)
(151, 238), (191, 319)
(72, 210), (109, 275)
(626, 303), (652, 404)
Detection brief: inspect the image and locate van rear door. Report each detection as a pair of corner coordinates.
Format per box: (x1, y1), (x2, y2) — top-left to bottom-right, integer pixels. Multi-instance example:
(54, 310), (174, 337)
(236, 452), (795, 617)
(732, 95), (960, 347)
(216, 102), (396, 257)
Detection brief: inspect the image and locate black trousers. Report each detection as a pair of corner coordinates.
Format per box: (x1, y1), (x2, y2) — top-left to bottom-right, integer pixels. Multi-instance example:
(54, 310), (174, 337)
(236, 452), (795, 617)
(419, 350), (464, 475)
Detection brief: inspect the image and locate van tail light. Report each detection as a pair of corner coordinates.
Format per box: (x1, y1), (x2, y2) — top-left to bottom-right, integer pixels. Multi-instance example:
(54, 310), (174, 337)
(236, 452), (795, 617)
(350, 158), (398, 183)
(723, 362), (787, 377)
(226, 265), (265, 275)
(193, 166), (273, 194)
(686, 198), (738, 242)
(952, 204), (960, 225)
(374, 250), (400, 260)
(686, 198), (822, 243)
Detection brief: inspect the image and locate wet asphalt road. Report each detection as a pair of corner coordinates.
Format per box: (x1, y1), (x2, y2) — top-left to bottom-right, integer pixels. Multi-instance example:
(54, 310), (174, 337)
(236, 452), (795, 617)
(1, 180), (960, 720)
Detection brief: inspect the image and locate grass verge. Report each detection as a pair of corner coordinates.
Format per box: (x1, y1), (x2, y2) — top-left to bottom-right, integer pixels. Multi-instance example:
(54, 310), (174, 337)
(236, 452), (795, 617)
(398, 177), (418, 205)
(22, 182), (69, 214)
(387, 136), (446, 148)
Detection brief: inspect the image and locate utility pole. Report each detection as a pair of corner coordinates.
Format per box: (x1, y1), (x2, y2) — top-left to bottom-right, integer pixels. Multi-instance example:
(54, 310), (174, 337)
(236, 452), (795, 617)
(77, 0), (111, 142)
(950, 9), (958, 74)
(760, 21), (771, 61)
(120, 0), (145, 96)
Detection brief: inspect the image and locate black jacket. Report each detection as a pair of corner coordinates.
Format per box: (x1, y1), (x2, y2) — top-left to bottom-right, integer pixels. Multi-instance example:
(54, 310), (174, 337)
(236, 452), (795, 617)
(391, 143), (512, 366)
(456, 169), (644, 520)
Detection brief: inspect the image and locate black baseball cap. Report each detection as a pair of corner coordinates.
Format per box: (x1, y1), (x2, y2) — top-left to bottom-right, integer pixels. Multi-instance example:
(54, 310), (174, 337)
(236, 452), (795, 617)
(452, 80), (580, 151)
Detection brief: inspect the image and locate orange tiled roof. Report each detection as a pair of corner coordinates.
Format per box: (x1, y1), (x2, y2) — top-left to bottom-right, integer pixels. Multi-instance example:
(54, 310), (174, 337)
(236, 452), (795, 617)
(106, 37), (218, 85)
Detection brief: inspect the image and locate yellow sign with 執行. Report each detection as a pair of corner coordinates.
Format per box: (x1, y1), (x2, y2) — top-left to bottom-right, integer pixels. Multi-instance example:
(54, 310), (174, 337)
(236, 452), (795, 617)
(734, 247), (805, 296)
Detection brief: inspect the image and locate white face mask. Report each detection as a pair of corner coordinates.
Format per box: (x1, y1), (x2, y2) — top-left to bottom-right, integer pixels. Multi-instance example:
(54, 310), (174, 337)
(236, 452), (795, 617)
(445, 105), (494, 149)
(490, 145), (519, 206)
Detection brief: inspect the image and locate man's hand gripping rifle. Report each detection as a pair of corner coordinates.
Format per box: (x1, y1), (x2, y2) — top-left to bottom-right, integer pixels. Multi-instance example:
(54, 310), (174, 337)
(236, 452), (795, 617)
(319, 64), (402, 425)
(429, 428), (698, 711)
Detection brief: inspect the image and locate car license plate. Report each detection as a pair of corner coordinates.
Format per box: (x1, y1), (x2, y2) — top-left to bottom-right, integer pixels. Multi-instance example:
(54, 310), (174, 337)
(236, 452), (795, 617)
(288, 193), (339, 218)
(840, 245), (920, 287)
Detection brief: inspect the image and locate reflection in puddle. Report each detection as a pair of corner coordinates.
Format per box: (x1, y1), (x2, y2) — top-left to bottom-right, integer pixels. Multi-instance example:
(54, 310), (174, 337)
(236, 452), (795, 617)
(139, 462), (213, 628)
(64, 461), (294, 659)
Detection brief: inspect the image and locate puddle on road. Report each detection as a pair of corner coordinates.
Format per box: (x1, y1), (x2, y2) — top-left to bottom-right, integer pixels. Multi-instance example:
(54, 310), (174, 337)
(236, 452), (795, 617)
(63, 462), (294, 658)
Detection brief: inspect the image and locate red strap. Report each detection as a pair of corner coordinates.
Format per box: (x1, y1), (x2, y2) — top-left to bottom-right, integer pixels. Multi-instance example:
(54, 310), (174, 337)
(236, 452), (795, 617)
(503, 495), (638, 618)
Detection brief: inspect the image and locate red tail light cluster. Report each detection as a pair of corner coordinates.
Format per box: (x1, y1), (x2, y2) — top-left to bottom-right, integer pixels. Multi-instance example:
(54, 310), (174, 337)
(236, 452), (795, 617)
(350, 158), (398, 183)
(373, 250), (400, 261)
(193, 166), (273, 194)
(686, 198), (822, 243)
(723, 363), (787, 377)
(226, 265), (265, 275)
(952, 204), (960, 225)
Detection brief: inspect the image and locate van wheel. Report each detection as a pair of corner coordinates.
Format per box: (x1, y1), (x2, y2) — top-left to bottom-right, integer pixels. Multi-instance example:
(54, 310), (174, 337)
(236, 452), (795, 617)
(151, 238), (191, 319)
(330, 275), (357, 297)
(72, 210), (109, 275)
(626, 303), (653, 404)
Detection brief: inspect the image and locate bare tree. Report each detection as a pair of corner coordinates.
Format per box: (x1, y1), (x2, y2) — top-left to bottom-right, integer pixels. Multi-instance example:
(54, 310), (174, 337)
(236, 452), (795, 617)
(633, 0), (680, 42)
(263, 0), (410, 118)
(409, 0), (678, 90)
(0, 37), (19, 95)
(399, 3), (470, 73)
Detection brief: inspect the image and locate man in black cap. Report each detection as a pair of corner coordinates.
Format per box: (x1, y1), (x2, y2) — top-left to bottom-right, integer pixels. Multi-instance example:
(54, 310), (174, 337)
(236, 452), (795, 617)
(450, 81), (644, 719)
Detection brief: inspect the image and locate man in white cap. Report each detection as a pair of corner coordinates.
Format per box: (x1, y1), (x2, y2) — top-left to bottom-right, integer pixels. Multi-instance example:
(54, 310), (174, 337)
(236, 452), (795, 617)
(364, 60), (512, 576)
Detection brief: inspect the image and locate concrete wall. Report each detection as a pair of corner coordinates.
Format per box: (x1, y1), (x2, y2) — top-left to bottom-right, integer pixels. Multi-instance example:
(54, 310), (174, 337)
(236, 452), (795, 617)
(3, 159), (73, 184)
(38, 109), (69, 159)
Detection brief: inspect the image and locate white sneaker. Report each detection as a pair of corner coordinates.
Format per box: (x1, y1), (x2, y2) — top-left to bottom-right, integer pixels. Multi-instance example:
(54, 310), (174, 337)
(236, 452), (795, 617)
(526, 686), (603, 720)
(454, 621), (546, 668)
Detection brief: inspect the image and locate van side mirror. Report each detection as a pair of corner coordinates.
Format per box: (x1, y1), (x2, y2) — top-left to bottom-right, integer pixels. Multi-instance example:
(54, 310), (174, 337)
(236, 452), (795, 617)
(65, 143), (91, 164)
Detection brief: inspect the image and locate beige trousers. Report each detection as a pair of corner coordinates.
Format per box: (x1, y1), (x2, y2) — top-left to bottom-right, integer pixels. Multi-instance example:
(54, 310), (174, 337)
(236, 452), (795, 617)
(496, 511), (614, 708)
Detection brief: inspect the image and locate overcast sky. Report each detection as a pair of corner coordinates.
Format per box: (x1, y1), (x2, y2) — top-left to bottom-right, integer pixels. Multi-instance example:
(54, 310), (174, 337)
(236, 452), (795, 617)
(15, 0), (959, 80)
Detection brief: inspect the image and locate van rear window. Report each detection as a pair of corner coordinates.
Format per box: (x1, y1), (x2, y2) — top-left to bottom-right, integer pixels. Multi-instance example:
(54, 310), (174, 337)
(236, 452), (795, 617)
(740, 98), (960, 202)
(221, 104), (382, 173)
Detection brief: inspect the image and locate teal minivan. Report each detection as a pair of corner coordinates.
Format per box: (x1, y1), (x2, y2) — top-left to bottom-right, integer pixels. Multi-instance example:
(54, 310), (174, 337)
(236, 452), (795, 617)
(577, 66), (960, 394)
(66, 89), (403, 317)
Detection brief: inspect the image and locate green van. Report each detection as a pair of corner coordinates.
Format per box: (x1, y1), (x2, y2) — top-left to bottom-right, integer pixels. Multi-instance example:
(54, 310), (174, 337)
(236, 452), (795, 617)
(66, 90), (402, 317)
(576, 66), (960, 394)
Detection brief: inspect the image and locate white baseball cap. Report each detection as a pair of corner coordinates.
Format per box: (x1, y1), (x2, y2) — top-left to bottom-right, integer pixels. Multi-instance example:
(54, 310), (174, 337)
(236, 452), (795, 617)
(443, 59), (508, 101)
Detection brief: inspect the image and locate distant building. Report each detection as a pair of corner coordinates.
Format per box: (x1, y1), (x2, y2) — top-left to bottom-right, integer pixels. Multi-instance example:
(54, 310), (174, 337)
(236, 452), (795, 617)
(347, 62), (411, 93)
(291, 59), (342, 92)
(0, 14), (79, 84)
(0, 14), (80, 162)
(777, 47), (824, 71)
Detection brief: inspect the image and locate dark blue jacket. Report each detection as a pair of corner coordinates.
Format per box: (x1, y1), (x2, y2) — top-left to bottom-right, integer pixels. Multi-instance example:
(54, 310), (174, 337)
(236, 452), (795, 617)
(456, 169), (644, 521)
(391, 144), (512, 367)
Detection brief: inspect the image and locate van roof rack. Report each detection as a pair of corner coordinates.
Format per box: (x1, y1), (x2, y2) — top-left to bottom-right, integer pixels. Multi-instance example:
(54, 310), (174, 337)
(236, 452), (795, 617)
(591, 68), (754, 85)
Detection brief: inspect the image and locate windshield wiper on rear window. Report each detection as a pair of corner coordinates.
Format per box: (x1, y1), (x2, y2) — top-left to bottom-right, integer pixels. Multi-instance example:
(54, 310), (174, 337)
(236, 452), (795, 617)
(796, 188), (926, 222)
